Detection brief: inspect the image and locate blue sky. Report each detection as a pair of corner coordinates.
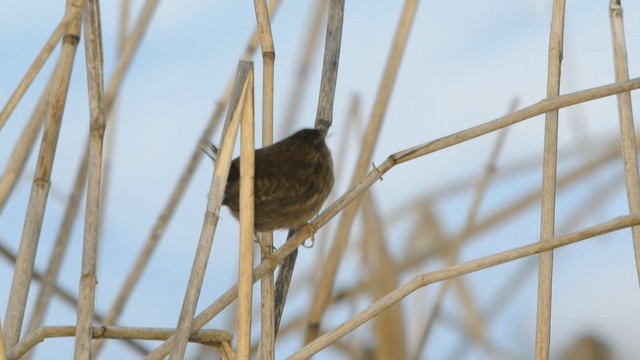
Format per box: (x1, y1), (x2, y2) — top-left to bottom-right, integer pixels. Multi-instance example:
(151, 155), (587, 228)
(2, 1), (640, 359)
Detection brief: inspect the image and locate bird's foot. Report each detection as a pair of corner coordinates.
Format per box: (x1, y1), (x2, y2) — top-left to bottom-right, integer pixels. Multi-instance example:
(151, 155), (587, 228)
(254, 235), (280, 267)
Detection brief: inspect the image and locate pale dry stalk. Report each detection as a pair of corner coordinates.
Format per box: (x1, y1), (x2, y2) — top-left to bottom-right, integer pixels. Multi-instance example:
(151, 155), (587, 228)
(535, 1), (565, 358)
(236, 67), (256, 360)
(74, 0), (106, 358)
(0, 319), (6, 360)
(252, 0), (276, 358)
(25, 125), (88, 347)
(8, 326), (232, 360)
(313, 0), (344, 135)
(609, 0), (640, 284)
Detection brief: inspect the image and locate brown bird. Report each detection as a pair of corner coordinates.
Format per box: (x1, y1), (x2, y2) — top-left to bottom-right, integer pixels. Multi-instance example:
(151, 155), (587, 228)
(205, 128), (334, 232)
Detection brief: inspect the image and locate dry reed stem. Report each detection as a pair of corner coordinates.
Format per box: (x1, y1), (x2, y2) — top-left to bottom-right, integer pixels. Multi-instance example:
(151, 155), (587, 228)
(281, 0), (327, 134)
(361, 193), (406, 360)
(0, 72), (54, 212)
(220, 341), (236, 360)
(288, 214), (640, 359)
(609, 0), (640, 283)
(252, 1), (276, 357)
(305, 0), (417, 344)
(392, 78), (640, 165)
(74, 1), (106, 358)
(2, 2), (83, 348)
(95, 5), (283, 354)
(237, 66), (256, 360)
(7, 326), (232, 360)
(535, 1), (565, 357)
(145, 77), (640, 358)
(0, 5), (82, 131)
(0, 320), (6, 360)
(26, 132), (88, 340)
(169, 61), (252, 359)
(273, 237), (297, 333)
(314, 0), (345, 135)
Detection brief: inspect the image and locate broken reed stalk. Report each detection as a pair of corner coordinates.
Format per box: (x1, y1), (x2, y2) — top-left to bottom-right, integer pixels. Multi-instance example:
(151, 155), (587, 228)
(74, 1), (106, 358)
(2, 3), (83, 348)
(535, 0), (565, 358)
(306, 0), (417, 344)
(144, 76), (640, 358)
(0, 5), (82, 131)
(7, 326), (233, 360)
(169, 61), (252, 359)
(313, 0), (343, 136)
(288, 214), (640, 360)
(252, 0), (276, 358)
(609, 0), (640, 284)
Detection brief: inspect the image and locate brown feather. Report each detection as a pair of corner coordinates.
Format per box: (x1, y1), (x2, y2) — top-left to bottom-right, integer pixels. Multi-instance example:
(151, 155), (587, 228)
(221, 128), (334, 232)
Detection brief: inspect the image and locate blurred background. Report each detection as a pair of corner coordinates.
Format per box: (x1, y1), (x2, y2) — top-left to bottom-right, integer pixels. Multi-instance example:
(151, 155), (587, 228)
(1, 1), (639, 359)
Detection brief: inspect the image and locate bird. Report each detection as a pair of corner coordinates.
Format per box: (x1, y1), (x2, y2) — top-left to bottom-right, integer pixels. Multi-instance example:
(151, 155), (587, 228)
(203, 128), (334, 233)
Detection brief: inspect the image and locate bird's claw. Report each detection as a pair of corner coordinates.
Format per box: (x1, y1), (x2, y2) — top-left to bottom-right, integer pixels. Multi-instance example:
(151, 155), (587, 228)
(254, 237), (280, 267)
